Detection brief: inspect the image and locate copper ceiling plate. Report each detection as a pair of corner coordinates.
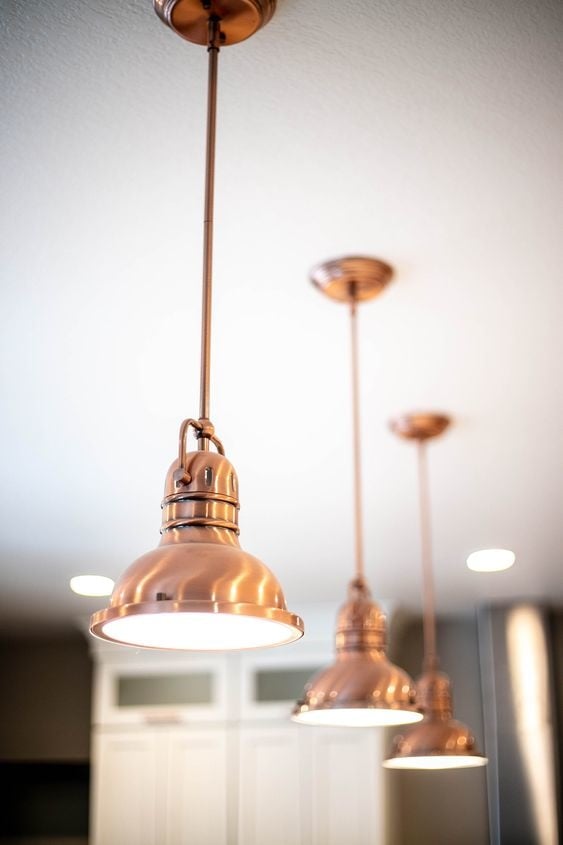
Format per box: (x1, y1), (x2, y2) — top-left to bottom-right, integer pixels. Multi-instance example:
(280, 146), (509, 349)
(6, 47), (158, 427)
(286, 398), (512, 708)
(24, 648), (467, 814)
(153, 0), (276, 45)
(310, 256), (394, 304)
(389, 412), (451, 441)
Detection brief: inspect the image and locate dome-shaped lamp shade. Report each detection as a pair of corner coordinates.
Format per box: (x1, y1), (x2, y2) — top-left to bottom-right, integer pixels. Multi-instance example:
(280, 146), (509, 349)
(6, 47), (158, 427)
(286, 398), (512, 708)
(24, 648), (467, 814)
(383, 670), (487, 769)
(90, 451), (303, 650)
(292, 580), (421, 727)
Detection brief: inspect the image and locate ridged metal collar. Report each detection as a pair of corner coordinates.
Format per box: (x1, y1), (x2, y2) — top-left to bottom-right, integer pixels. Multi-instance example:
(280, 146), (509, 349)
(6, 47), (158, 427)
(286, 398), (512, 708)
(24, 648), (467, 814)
(161, 451), (240, 534)
(335, 578), (387, 653)
(416, 669), (454, 719)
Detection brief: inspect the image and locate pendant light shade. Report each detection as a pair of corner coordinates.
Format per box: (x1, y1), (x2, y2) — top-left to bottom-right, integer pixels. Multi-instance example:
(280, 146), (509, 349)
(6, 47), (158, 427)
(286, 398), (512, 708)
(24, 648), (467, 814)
(91, 448), (303, 650)
(383, 670), (486, 769)
(292, 257), (420, 727)
(90, 4), (303, 650)
(384, 413), (487, 768)
(292, 579), (421, 726)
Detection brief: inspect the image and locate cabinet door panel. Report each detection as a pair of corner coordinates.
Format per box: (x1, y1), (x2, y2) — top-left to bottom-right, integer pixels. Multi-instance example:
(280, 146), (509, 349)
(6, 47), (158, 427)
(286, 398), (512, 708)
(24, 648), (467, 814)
(92, 731), (160, 845)
(238, 726), (306, 845)
(166, 728), (228, 845)
(310, 729), (382, 845)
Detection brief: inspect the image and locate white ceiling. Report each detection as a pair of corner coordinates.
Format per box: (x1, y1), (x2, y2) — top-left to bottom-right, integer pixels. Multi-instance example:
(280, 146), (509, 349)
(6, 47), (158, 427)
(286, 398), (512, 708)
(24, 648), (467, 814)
(1, 0), (562, 633)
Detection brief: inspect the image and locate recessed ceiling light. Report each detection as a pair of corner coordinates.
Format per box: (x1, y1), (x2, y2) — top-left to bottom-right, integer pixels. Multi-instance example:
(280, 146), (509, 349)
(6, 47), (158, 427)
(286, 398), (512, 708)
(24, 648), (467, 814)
(466, 549), (515, 572)
(70, 575), (114, 597)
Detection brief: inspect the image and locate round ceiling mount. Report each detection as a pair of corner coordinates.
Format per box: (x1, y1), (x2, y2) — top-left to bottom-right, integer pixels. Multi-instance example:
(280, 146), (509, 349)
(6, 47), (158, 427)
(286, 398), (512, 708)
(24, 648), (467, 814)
(390, 412), (451, 441)
(310, 256), (394, 304)
(153, 0), (276, 46)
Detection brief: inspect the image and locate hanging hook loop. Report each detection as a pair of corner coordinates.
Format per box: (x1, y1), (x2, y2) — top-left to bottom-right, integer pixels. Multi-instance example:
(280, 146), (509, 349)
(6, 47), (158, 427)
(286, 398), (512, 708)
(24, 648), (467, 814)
(196, 417), (225, 455)
(174, 418), (225, 488)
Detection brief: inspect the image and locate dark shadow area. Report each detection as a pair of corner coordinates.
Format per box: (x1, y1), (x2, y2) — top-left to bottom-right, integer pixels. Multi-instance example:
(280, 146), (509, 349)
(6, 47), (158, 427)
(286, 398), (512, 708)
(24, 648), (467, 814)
(0, 762), (89, 840)
(0, 633), (92, 844)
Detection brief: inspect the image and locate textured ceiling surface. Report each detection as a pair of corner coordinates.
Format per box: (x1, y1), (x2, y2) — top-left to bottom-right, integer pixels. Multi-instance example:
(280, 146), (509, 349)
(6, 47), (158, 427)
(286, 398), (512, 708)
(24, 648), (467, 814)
(1, 0), (562, 632)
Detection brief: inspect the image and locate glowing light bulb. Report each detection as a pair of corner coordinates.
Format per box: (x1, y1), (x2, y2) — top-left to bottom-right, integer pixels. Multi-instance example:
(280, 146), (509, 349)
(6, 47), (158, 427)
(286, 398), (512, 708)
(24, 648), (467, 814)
(100, 613), (300, 651)
(383, 755), (487, 770)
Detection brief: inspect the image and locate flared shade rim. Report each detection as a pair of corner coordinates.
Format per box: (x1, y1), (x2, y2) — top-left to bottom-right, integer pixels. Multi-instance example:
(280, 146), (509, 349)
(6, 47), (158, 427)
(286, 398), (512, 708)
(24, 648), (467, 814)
(383, 754), (488, 770)
(90, 601), (304, 651)
(291, 706), (424, 728)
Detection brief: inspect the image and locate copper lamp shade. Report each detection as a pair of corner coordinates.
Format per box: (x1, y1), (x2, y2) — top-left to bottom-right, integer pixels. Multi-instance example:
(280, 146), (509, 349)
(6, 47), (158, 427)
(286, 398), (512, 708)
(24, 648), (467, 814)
(91, 447), (303, 650)
(383, 670), (487, 769)
(292, 580), (421, 727)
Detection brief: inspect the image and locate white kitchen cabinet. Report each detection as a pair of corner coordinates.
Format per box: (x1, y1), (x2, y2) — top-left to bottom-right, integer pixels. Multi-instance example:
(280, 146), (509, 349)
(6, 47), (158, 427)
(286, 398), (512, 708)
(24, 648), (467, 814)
(236, 724), (383, 845)
(166, 727), (229, 845)
(92, 726), (229, 845)
(91, 730), (161, 845)
(92, 650), (231, 727)
(309, 728), (383, 845)
(237, 725), (308, 845)
(92, 723), (383, 845)
(90, 622), (387, 845)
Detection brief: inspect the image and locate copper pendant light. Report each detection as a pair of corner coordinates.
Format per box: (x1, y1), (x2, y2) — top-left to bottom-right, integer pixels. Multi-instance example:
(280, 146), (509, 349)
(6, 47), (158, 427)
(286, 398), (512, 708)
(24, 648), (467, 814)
(90, 1), (303, 651)
(291, 258), (421, 727)
(383, 413), (487, 768)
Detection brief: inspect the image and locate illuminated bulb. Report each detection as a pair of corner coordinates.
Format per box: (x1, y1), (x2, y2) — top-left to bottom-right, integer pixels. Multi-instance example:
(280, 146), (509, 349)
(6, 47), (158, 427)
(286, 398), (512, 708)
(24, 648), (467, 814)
(467, 548), (515, 572)
(383, 755), (487, 770)
(294, 708), (422, 728)
(70, 575), (115, 597)
(100, 613), (300, 651)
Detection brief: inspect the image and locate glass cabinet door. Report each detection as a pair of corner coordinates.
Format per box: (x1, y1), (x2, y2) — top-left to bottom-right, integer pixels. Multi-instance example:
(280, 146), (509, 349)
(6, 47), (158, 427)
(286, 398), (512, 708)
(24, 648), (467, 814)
(93, 654), (230, 726)
(238, 645), (331, 720)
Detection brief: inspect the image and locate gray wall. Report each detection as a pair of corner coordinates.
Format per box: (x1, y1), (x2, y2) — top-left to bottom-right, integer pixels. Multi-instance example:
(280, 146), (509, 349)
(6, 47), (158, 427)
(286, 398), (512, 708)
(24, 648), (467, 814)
(0, 633), (92, 761)
(386, 613), (490, 845)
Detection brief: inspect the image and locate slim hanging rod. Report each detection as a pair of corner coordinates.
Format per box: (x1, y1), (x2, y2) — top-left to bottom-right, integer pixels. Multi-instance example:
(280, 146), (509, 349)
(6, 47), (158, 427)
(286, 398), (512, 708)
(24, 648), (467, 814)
(309, 257), (394, 583)
(198, 14), (222, 448)
(389, 412), (450, 668)
(349, 289), (365, 582)
(417, 439), (438, 670)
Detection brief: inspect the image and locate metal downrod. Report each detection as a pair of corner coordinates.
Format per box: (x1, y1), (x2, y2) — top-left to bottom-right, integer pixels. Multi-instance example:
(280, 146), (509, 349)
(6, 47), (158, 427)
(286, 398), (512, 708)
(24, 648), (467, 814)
(198, 15), (222, 449)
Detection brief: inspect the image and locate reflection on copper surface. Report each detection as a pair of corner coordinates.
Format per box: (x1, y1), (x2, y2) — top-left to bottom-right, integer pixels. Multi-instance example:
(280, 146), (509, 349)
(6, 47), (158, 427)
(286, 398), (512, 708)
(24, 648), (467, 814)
(506, 605), (558, 845)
